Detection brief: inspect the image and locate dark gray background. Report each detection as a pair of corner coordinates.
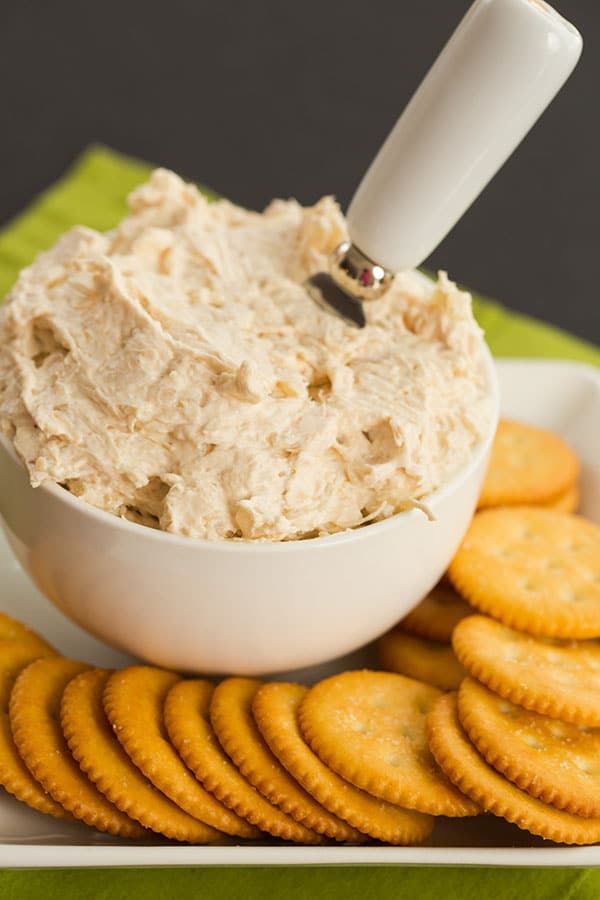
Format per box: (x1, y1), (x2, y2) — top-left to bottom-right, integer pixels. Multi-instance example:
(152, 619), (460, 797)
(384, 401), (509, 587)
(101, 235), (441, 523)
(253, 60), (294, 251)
(1, 0), (598, 342)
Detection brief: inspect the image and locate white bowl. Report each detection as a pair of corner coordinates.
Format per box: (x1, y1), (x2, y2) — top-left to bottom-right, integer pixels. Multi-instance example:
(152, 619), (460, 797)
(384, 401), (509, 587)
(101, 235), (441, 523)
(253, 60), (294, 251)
(0, 334), (498, 675)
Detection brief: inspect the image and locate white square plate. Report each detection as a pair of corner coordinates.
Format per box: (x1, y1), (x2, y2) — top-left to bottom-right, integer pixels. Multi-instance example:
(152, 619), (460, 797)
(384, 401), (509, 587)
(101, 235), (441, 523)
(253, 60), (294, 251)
(1, 358), (599, 868)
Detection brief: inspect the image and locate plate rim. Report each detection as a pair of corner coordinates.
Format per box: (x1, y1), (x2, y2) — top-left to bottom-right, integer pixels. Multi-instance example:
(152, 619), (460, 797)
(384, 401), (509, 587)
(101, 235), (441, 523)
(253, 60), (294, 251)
(1, 842), (599, 868)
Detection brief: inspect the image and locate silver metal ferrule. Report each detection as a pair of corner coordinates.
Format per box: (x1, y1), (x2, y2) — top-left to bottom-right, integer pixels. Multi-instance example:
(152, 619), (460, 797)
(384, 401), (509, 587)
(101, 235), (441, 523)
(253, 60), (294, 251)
(329, 241), (394, 302)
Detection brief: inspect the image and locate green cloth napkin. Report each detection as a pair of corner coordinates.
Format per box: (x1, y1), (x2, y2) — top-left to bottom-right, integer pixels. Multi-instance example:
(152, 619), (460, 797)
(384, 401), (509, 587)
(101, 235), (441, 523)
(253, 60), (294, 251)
(0, 146), (599, 900)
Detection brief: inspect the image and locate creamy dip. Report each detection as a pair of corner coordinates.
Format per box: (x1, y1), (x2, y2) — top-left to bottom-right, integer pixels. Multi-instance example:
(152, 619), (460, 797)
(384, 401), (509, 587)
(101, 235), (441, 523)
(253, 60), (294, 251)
(0, 169), (492, 541)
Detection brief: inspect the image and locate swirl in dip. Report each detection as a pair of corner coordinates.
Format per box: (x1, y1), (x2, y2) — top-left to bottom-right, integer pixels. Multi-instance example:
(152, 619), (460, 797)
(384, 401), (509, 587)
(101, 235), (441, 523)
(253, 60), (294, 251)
(0, 170), (492, 541)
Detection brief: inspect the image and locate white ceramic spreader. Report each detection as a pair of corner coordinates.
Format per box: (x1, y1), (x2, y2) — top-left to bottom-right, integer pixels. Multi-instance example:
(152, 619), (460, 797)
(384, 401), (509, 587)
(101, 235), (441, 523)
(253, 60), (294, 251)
(310, 0), (582, 326)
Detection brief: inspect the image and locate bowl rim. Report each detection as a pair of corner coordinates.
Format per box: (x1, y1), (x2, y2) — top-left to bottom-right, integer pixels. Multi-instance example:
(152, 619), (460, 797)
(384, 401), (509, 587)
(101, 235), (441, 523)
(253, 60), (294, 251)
(0, 341), (499, 554)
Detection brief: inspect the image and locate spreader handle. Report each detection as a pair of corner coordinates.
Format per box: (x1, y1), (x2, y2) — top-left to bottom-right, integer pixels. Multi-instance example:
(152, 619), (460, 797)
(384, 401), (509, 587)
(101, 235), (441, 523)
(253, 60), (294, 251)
(347, 0), (582, 272)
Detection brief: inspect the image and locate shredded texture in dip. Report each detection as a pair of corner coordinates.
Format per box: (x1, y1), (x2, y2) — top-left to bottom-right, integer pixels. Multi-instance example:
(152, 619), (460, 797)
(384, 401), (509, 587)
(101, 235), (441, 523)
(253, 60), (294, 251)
(0, 169), (492, 541)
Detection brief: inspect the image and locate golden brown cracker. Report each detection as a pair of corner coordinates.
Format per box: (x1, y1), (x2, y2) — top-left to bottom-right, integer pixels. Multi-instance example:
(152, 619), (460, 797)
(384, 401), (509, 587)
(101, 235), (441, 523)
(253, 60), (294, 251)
(449, 507), (600, 639)
(427, 692), (600, 844)
(164, 678), (322, 843)
(453, 615), (600, 726)
(9, 657), (144, 837)
(103, 666), (257, 838)
(253, 681), (433, 844)
(298, 670), (478, 817)
(0, 641), (68, 819)
(377, 629), (465, 691)
(210, 677), (353, 841)
(544, 484), (580, 514)
(458, 676), (600, 818)
(478, 419), (580, 509)
(0, 611), (55, 654)
(61, 668), (222, 843)
(400, 583), (472, 643)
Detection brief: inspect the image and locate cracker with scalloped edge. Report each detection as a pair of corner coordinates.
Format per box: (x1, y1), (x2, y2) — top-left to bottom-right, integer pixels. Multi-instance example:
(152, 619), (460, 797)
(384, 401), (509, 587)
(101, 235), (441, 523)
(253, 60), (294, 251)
(478, 419), (579, 509)
(103, 666), (258, 838)
(458, 676), (600, 818)
(453, 615), (600, 726)
(164, 678), (322, 843)
(0, 611), (55, 654)
(9, 657), (144, 837)
(298, 670), (479, 817)
(61, 667), (222, 843)
(544, 483), (580, 514)
(210, 677), (357, 841)
(0, 641), (68, 819)
(253, 681), (433, 844)
(449, 508), (600, 639)
(400, 583), (472, 643)
(427, 692), (600, 844)
(377, 629), (465, 691)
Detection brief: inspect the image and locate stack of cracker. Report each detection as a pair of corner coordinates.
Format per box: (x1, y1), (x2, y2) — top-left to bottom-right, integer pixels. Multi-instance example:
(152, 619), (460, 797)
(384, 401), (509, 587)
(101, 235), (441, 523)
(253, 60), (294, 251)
(0, 608), (467, 845)
(377, 419), (581, 690)
(379, 418), (600, 843)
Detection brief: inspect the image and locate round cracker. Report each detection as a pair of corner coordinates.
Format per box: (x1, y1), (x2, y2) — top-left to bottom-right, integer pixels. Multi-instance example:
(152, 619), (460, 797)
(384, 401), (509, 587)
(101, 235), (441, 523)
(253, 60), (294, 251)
(0, 641), (68, 819)
(427, 692), (600, 844)
(103, 666), (257, 838)
(9, 657), (144, 837)
(253, 681), (433, 844)
(0, 611), (55, 654)
(377, 629), (465, 691)
(453, 615), (600, 726)
(544, 484), (580, 514)
(298, 670), (478, 817)
(164, 679), (322, 843)
(458, 677), (600, 818)
(449, 507), (600, 639)
(400, 583), (472, 643)
(210, 677), (353, 841)
(478, 419), (580, 509)
(62, 668), (222, 843)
